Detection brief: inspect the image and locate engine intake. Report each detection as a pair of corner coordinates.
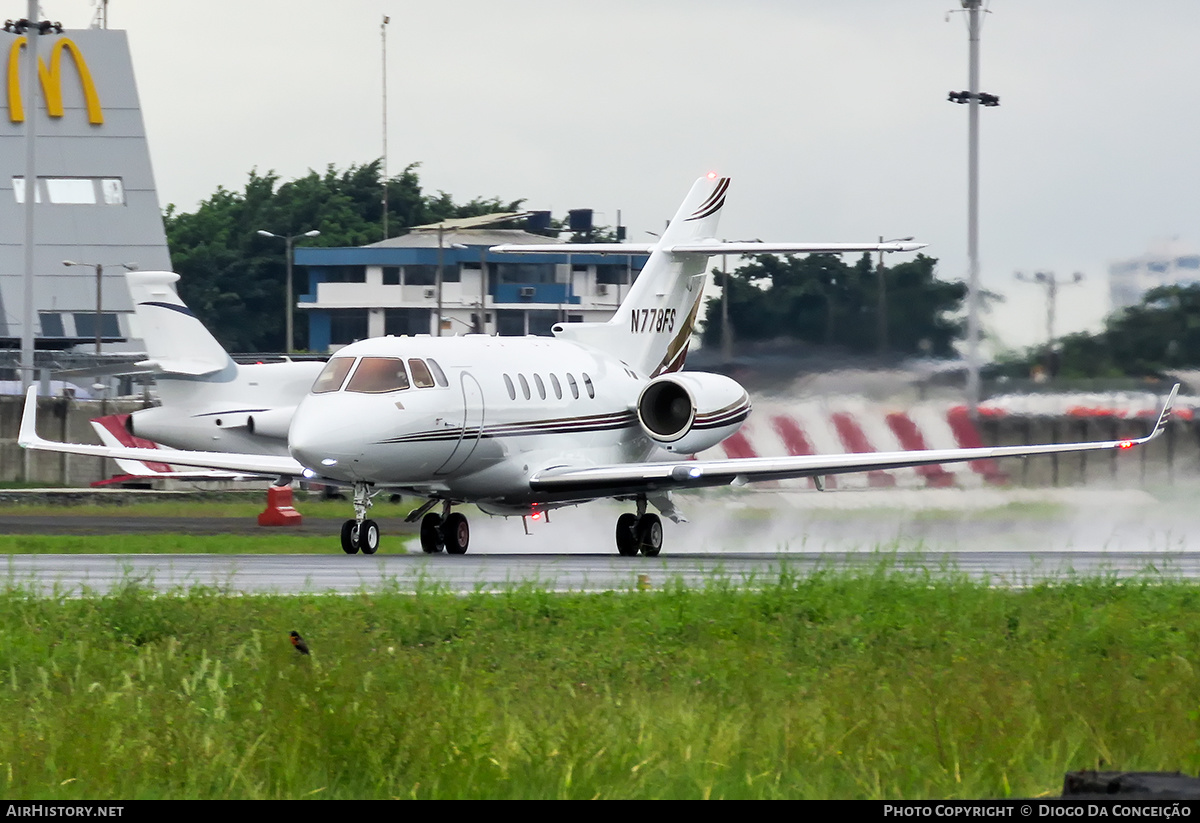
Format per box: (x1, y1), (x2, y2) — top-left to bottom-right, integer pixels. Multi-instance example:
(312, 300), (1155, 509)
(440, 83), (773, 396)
(636, 372), (750, 454)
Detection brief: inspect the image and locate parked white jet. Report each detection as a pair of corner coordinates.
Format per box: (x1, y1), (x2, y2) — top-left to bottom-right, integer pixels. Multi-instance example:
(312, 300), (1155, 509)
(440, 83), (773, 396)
(123, 271), (324, 456)
(20, 175), (1177, 557)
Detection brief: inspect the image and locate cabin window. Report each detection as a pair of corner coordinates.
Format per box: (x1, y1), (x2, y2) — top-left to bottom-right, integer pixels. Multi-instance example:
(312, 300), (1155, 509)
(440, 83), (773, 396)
(533, 374), (546, 400)
(312, 357), (355, 394)
(567, 373), (579, 399)
(426, 358), (449, 387)
(550, 373), (562, 400)
(347, 357), (410, 394)
(518, 374), (531, 400)
(583, 373), (595, 399)
(503, 374), (516, 400)
(409, 359), (435, 388)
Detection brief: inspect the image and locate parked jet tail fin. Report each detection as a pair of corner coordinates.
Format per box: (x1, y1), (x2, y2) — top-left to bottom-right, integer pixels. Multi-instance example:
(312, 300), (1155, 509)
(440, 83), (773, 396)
(126, 271), (233, 377)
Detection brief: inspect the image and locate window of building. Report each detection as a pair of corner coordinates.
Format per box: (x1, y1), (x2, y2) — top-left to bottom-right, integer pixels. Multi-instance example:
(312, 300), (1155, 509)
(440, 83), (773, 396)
(409, 359), (435, 388)
(528, 310), (558, 337)
(504, 374), (516, 400)
(324, 266), (367, 283)
(73, 312), (120, 339)
(347, 357), (410, 393)
(38, 313), (64, 338)
(312, 357), (355, 394)
(12, 176), (124, 205)
(384, 308), (430, 336)
(490, 262), (557, 285)
(329, 308), (369, 344)
(382, 267), (401, 285)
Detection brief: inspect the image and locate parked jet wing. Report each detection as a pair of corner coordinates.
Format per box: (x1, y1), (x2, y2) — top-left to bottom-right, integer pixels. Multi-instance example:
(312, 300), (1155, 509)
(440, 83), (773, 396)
(19, 388), (305, 478)
(529, 385), (1178, 497)
(491, 241), (926, 256)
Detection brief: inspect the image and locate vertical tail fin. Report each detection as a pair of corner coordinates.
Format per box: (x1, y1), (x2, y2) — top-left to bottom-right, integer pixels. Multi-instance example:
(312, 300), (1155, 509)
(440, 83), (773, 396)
(555, 175), (729, 376)
(126, 271), (234, 377)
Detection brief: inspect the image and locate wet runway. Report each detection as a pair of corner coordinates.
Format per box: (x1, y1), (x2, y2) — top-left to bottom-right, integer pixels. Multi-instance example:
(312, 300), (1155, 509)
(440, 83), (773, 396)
(1, 488), (1197, 594)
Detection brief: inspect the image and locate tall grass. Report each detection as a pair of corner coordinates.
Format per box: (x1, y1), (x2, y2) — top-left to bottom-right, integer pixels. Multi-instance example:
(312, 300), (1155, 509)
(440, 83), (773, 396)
(0, 567), (1198, 798)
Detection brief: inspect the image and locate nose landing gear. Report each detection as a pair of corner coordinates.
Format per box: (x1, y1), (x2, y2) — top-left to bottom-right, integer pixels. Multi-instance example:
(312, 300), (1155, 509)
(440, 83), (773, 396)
(340, 482), (380, 555)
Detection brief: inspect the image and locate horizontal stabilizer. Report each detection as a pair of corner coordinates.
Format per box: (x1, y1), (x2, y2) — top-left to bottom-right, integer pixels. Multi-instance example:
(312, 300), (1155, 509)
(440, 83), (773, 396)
(491, 241), (926, 256)
(134, 358), (225, 377)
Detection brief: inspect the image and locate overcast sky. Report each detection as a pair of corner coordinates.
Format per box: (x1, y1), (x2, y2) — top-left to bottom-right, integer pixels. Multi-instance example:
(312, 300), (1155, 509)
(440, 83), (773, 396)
(16, 1), (1200, 350)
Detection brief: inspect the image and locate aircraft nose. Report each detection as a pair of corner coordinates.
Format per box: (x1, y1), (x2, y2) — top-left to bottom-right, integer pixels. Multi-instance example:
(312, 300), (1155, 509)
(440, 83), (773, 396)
(288, 398), (362, 476)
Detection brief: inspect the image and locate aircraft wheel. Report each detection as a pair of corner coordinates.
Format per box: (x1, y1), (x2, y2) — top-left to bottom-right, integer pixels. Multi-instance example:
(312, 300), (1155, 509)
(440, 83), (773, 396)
(358, 519), (380, 555)
(637, 513), (663, 557)
(615, 513), (639, 556)
(420, 513), (444, 553)
(443, 512), (470, 555)
(340, 520), (360, 555)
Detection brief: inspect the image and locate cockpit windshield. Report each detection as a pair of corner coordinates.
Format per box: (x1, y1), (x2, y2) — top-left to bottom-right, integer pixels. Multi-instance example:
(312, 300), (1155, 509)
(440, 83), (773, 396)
(346, 357), (411, 394)
(311, 357), (355, 394)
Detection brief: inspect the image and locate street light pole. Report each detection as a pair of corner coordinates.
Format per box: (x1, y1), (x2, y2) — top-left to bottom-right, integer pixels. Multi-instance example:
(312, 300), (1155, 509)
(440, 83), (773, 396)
(1015, 270), (1084, 347)
(62, 261), (138, 355)
(257, 229), (320, 353)
(876, 236), (914, 356)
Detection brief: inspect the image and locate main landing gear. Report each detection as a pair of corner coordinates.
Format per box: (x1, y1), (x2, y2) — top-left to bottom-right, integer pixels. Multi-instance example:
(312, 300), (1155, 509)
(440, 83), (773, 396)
(615, 496), (662, 557)
(340, 482), (380, 555)
(412, 500), (470, 555)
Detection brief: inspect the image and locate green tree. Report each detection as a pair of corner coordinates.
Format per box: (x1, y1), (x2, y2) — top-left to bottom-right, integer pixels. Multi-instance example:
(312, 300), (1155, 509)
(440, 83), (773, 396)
(1006, 283), (1200, 378)
(163, 161), (523, 351)
(700, 252), (965, 356)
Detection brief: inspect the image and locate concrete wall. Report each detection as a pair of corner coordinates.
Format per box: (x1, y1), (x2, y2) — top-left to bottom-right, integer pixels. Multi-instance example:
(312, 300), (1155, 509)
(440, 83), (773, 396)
(0, 394), (147, 485)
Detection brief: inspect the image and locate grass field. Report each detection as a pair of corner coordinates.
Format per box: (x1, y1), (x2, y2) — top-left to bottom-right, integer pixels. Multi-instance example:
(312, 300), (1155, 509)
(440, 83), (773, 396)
(1, 566), (1198, 799)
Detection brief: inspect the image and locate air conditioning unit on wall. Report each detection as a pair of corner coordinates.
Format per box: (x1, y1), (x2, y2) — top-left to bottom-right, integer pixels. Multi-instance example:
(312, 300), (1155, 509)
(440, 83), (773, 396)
(423, 288), (436, 299)
(595, 284), (609, 296)
(519, 287), (536, 299)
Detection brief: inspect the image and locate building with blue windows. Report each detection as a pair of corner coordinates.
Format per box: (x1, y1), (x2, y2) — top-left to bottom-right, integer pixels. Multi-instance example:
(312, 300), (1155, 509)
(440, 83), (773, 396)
(296, 227), (648, 352)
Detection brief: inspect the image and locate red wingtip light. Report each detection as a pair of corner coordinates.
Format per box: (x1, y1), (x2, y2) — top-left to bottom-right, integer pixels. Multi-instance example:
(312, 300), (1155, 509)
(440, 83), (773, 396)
(1118, 440), (1134, 450)
(706, 171), (717, 180)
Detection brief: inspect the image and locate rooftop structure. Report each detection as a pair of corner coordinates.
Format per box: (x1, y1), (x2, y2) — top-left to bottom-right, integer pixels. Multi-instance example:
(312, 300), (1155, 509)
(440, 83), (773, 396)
(296, 228), (648, 351)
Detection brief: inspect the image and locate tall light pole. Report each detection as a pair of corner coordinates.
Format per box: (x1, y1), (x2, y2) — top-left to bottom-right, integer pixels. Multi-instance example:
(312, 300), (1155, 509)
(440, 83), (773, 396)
(949, 0), (1000, 415)
(62, 260), (138, 354)
(876, 236), (914, 355)
(380, 14), (390, 239)
(257, 229), (320, 353)
(1015, 270), (1084, 347)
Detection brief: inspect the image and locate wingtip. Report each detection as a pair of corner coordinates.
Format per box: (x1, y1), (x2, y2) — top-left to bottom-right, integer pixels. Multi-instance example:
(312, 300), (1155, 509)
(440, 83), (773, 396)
(17, 385), (39, 448)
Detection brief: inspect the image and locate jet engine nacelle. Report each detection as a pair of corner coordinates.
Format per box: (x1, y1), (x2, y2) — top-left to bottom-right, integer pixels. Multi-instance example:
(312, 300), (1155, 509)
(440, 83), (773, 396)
(636, 372), (751, 454)
(127, 404), (296, 446)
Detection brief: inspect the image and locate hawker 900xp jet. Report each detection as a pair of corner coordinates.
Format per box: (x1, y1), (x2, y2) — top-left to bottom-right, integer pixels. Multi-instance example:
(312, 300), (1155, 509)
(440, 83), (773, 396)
(19, 175), (1177, 556)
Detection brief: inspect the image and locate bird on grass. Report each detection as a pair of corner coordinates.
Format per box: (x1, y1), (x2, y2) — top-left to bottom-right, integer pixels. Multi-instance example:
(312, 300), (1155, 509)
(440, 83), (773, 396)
(290, 631), (310, 655)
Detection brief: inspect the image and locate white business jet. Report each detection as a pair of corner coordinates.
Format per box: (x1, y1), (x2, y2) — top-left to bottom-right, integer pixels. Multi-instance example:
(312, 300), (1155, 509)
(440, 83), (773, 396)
(122, 271), (325, 456)
(20, 175), (1177, 556)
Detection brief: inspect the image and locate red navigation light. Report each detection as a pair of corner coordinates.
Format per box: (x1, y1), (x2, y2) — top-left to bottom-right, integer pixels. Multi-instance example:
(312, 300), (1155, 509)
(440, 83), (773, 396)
(1118, 440), (1134, 450)
(531, 511), (541, 521)
(706, 171), (718, 180)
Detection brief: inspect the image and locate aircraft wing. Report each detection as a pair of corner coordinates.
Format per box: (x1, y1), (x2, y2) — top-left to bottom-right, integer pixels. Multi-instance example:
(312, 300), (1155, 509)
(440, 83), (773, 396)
(529, 385), (1178, 498)
(19, 388), (305, 478)
(490, 241), (926, 256)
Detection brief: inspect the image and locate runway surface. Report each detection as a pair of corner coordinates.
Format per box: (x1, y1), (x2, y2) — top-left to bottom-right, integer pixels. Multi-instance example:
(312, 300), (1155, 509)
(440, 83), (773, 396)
(2, 550), (1199, 596)
(1, 487), (1197, 594)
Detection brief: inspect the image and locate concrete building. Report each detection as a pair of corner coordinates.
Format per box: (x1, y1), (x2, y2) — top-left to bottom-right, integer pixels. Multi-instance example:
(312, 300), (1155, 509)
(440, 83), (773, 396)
(296, 226), (648, 351)
(1109, 239), (1200, 311)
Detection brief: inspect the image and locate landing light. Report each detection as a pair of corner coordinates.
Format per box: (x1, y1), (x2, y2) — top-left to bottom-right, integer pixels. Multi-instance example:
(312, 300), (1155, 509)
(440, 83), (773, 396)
(1118, 440), (1134, 450)
(321, 458), (338, 466)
